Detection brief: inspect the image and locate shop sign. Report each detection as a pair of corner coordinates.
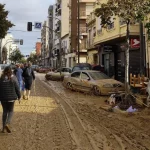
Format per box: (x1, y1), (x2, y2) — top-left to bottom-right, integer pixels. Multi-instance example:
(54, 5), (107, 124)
(103, 45), (113, 52)
(131, 39), (140, 48)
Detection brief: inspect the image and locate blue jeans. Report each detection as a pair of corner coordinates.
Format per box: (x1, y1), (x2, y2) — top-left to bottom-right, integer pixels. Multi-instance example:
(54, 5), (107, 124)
(1, 101), (15, 128)
(18, 80), (23, 91)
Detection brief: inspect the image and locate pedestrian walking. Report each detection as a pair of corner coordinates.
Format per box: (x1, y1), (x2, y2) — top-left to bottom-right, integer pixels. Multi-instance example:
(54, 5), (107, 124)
(0, 66), (21, 133)
(22, 62), (35, 100)
(14, 64), (24, 97)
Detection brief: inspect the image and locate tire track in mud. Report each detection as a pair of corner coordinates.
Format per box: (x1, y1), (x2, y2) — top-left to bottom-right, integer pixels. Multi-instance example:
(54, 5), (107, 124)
(45, 80), (124, 149)
(42, 80), (96, 150)
(45, 79), (150, 150)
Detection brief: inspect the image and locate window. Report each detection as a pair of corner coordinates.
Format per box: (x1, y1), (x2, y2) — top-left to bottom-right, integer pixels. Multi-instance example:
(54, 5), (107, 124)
(62, 68), (71, 72)
(120, 18), (126, 26)
(71, 72), (80, 78)
(107, 17), (114, 30)
(107, 22), (114, 30)
(93, 27), (96, 37)
(81, 72), (90, 80)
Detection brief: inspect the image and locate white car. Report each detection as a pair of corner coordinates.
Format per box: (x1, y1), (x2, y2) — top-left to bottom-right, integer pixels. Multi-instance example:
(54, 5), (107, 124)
(45, 67), (72, 81)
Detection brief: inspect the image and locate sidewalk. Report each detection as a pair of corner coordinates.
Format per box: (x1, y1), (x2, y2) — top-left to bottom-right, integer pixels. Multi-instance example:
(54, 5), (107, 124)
(0, 79), (74, 150)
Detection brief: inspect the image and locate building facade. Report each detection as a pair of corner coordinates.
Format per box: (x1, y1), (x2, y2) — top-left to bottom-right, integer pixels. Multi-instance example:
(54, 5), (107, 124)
(86, 2), (145, 82)
(69, 0), (95, 66)
(0, 34), (16, 64)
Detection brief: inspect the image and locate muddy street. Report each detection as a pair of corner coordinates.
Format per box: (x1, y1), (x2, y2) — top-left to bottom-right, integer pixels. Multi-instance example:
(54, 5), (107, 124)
(0, 73), (150, 150)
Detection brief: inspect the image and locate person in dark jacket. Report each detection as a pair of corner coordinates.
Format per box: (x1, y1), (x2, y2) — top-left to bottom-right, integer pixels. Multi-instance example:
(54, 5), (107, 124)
(22, 62), (35, 100)
(0, 66), (21, 133)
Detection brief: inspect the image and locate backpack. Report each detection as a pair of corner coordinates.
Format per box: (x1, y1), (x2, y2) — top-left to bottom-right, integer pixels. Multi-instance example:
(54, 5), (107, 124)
(25, 68), (32, 77)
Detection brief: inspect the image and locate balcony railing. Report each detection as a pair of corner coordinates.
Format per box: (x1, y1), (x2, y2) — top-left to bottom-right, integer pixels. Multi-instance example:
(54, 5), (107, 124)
(80, 42), (86, 50)
(80, 11), (86, 18)
(79, 27), (87, 34)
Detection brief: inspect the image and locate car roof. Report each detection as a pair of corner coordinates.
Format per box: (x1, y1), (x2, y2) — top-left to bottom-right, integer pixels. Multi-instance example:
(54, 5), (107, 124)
(72, 70), (100, 73)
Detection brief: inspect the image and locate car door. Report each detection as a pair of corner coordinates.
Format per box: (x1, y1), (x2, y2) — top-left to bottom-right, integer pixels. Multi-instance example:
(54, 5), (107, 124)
(80, 71), (91, 92)
(70, 71), (81, 90)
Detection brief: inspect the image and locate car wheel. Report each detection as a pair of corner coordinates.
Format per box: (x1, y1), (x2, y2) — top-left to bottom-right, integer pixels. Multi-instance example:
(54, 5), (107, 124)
(66, 82), (73, 90)
(93, 86), (101, 96)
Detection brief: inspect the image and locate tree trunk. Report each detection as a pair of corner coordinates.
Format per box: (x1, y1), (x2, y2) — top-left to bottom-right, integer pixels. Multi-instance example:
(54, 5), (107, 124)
(125, 21), (130, 95)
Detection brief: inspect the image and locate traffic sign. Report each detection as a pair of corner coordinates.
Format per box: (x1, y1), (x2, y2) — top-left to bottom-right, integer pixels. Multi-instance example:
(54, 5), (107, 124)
(34, 22), (42, 29)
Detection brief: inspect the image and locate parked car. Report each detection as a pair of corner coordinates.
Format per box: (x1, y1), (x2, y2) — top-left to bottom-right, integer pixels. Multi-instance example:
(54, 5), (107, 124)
(38, 66), (52, 73)
(92, 65), (105, 73)
(63, 70), (124, 95)
(72, 63), (92, 72)
(45, 67), (72, 81)
(31, 65), (39, 71)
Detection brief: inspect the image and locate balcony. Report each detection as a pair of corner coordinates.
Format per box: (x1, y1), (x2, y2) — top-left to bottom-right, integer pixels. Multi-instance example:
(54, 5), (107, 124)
(79, 27), (87, 35)
(87, 12), (96, 25)
(80, 11), (86, 19)
(94, 18), (140, 45)
(80, 41), (87, 51)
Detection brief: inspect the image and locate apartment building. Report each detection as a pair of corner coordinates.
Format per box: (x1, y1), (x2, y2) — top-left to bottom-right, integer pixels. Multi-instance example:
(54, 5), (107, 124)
(86, 2), (144, 81)
(69, 0), (95, 66)
(1, 34), (15, 64)
(52, 0), (61, 69)
(36, 42), (41, 56)
(41, 21), (46, 66)
(48, 5), (53, 67)
(86, 11), (98, 65)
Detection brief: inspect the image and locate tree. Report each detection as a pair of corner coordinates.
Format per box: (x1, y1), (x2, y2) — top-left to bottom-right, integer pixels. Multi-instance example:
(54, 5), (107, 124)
(18, 57), (26, 64)
(95, 0), (150, 94)
(27, 53), (38, 64)
(9, 49), (24, 64)
(0, 4), (14, 39)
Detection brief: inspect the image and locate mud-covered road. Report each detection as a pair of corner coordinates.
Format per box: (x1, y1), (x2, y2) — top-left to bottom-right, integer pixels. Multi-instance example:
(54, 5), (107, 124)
(0, 73), (150, 150)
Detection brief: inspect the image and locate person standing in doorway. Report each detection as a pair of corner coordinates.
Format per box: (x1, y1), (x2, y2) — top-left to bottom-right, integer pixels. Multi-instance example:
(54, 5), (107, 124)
(0, 66), (21, 133)
(22, 62), (35, 100)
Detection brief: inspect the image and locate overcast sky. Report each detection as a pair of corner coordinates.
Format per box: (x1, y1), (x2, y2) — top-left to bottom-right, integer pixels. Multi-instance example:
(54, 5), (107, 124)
(0, 0), (55, 55)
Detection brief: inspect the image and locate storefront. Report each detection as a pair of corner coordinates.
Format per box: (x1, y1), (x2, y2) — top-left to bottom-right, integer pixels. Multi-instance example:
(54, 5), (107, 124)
(99, 43), (142, 82)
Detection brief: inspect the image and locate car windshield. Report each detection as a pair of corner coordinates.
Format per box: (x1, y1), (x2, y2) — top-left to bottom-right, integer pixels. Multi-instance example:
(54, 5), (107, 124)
(73, 66), (91, 71)
(89, 72), (110, 80)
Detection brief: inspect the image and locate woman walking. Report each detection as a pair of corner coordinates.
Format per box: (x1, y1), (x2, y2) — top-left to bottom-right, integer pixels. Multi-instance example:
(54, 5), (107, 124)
(22, 62), (35, 100)
(0, 66), (21, 133)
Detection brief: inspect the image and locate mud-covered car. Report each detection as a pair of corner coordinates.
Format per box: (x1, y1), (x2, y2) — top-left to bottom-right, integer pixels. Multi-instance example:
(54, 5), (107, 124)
(45, 67), (72, 81)
(38, 66), (52, 73)
(63, 70), (124, 95)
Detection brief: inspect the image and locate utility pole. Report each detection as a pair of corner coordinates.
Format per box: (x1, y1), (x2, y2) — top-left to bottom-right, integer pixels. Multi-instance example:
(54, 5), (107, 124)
(77, 0), (80, 63)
